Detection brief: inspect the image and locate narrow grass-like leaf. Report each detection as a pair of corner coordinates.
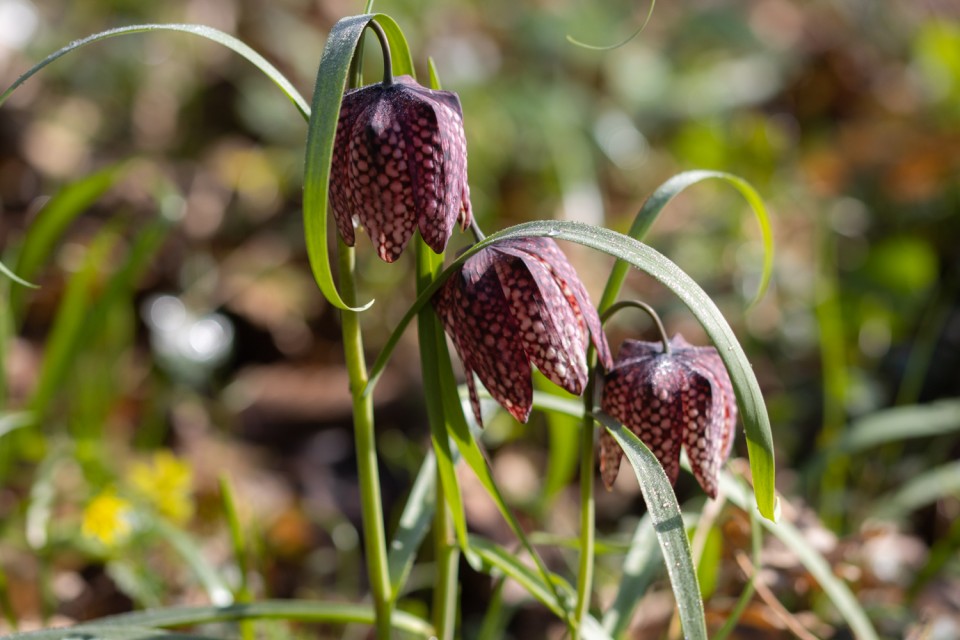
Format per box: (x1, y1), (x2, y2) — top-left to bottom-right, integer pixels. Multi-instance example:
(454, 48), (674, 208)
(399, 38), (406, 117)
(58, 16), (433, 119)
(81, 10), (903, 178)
(27, 228), (119, 426)
(435, 335), (571, 621)
(218, 476), (251, 601)
(600, 513), (660, 636)
(566, 0), (656, 51)
(28, 220), (169, 429)
(0, 625), (224, 640)
(598, 170), (774, 312)
(837, 399), (960, 453)
(301, 13), (413, 312)
(7, 165), (125, 319)
(153, 518), (233, 607)
(25, 443), (68, 550)
(467, 536), (613, 640)
(535, 378), (581, 510)
(595, 413), (707, 640)
(0, 24), (309, 118)
(414, 238), (468, 553)
(88, 601), (435, 637)
(387, 449), (437, 596)
(872, 460), (960, 519)
(721, 473), (879, 640)
(467, 535), (568, 618)
(0, 413), (31, 440)
(0, 261), (34, 289)
(365, 220), (776, 520)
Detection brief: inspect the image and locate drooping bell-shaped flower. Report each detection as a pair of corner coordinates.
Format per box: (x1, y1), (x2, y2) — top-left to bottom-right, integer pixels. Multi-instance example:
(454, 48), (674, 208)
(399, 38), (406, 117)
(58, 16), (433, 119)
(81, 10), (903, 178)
(330, 74), (472, 262)
(433, 237), (612, 424)
(599, 334), (737, 498)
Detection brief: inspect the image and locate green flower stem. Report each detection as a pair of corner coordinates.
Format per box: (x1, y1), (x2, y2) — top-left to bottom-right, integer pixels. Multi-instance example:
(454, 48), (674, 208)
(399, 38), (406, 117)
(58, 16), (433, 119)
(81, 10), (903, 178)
(415, 237), (459, 639)
(338, 240), (392, 640)
(432, 463), (460, 640)
(573, 381), (596, 638)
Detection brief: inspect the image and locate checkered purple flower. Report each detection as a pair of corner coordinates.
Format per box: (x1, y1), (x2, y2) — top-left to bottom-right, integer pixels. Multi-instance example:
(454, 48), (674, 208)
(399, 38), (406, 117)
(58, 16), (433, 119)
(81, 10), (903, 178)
(330, 75), (472, 262)
(433, 237), (613, 425)
(599, 334), (737, 498)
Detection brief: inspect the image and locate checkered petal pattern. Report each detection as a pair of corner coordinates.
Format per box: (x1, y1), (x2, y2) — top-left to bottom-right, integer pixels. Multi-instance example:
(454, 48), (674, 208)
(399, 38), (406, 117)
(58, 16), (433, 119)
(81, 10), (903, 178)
(599, 334), (738, 498)
(330, 76), (472, 262)
(433, 237), (611, 425)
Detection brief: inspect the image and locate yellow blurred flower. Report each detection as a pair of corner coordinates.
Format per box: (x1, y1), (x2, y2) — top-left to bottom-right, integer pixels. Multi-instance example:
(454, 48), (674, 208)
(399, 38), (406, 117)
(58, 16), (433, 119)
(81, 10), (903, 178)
(82, 490), (134, 547)
(128, 451), (195, 524)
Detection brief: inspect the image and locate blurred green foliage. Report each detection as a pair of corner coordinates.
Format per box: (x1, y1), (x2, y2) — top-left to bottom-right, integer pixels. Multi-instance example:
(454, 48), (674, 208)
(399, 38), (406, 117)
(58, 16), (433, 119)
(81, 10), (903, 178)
(1, 0), (959, 637)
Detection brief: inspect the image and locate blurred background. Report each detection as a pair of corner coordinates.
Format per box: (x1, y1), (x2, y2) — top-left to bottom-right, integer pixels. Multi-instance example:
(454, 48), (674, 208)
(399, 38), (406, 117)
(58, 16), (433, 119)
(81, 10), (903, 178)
(1, 0), (958, 637)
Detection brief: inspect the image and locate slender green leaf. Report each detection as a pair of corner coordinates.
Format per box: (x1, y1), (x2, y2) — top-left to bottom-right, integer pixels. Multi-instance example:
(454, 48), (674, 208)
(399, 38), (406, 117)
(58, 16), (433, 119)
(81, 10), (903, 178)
(721, 473), (879, 640)
(387, 449), (437, 596)
(0, 625), (223, 640)
(301, 13), (413, 312)
(838, 399), (960, 453)
(596, 413), (707, 640)
(29, 220), (170, 428)
(435, 334), (570, 620)
(598, 170), (774, 312)
(0, 24), (309, 118)
(218, 476), (250, 600)
(28, 228), (120, 426)
(535, 377), (581, 509)
(89, 601), (435, 637)
(366, 220), (776, 520)
(7, 166), (125, 319)
(26, 443), (69, 550)
(600, 513), (659, 636)
(566, 0), (656, 51)
(872, 460), (960, 519)
(0, 413), (31, 440)
(0, 261), (34, 289)
(468, 536), (613, 640)
(152, 518), (233, 607)
(468, 535), (568, 618)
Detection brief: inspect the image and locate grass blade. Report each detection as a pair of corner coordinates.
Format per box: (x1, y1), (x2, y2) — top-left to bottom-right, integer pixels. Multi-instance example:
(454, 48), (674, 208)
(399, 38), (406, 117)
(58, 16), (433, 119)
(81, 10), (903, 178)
(0, 626), (224, 640)
(872, 460), (960, 519)
(365, 220), (776, 520)
(837, 399), (960, 453)
(597, 170), (774, 312)
(87, 601), (435, 637)
(387, 450), (437, 596)
(0, 24), (309, 118)
(595, 413), (707, 640)
(7, 165), (125, 319)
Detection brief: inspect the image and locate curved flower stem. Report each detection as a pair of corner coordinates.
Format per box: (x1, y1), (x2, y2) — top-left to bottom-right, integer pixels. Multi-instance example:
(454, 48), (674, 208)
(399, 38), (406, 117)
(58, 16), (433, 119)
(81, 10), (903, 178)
(601, 299), (671, 354)
(469, 218), (486, 242)
(367, 20), (393, 87)
(338, 240), (392, 640)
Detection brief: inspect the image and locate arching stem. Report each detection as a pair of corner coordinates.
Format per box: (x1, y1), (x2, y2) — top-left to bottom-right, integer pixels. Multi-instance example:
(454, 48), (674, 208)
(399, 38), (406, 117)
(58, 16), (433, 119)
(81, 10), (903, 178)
(367, 20), (393, 87)
(601, 300), (671, 355)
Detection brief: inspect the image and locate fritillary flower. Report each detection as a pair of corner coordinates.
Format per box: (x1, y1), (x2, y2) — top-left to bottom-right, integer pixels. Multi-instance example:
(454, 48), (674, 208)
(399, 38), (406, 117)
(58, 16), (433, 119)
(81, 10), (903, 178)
(330, 74), (472, 262)
(599, 334), (737, 498)
(433, 237), (612, 424)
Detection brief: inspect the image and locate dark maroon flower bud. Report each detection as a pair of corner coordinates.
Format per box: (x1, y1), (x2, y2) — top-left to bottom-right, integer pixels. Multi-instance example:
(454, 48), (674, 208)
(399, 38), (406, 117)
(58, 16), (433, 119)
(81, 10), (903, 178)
(599, 334), (737, 498)
(433, 237), (613, 425)
(330, 75), (472, 262)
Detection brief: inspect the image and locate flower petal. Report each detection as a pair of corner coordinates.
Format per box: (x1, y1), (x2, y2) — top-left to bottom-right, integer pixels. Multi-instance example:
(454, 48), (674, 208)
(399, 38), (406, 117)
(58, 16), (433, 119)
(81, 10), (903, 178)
(514, 238), (613, 370)
(344, 88), (418, 262)
(434, 268), (532, 424)
(602, 354), (685, 485)
(598, 429), (623, 490)
(679, 370), (725, 498)
(493, 251), (589, 396)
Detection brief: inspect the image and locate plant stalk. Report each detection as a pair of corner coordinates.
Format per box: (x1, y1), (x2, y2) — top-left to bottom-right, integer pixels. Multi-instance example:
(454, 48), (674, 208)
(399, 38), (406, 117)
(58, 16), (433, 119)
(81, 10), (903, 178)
(415, 236), (459, 639)
(573, 385), (596, 638)
(338, 240), (393, 639)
